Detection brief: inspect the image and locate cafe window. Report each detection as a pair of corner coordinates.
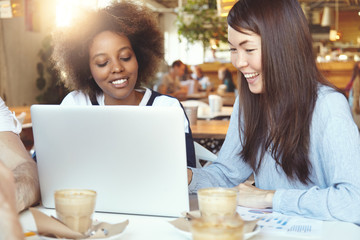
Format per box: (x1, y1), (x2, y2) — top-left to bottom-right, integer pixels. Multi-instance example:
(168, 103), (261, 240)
(55, 0), (113, 27)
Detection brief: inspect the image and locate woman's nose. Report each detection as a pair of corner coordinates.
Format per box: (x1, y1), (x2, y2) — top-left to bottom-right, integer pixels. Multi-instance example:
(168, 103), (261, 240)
(112, 61), (124, 73)
(235, 53), (248, 69)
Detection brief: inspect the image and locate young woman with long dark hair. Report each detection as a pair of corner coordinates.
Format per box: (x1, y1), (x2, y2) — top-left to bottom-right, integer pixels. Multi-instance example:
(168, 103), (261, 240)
(188, 0), (360, 224)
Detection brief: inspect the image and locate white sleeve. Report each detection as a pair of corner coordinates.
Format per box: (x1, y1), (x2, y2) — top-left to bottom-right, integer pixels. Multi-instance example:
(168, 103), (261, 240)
(0, 98), (22, 134)
(152, 95), (190, 134)
(60, 91), (92, 106)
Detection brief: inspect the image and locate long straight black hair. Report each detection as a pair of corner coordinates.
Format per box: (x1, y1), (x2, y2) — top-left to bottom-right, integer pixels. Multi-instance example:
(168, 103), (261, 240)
(227, 0), (333, 184)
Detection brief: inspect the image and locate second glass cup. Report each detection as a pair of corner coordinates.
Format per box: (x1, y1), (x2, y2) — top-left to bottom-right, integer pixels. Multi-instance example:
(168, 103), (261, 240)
(197, 187), (238, 218)
(191, 213), (244, 240)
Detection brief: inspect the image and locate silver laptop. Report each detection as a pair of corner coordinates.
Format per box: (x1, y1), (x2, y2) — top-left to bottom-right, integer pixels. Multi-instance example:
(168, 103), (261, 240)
(31, 105), (190, 217)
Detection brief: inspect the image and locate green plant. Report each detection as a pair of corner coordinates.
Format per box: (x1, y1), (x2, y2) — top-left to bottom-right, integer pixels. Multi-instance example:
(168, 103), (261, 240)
(176, 0), (228, 51)
(36, 35), (68, 104)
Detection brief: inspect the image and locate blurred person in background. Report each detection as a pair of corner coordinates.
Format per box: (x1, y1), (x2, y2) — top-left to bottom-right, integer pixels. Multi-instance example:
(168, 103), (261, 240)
(158, 60), (189, 99)
(179, 64), (199, 95)
(218, 66), (236, 92)
(191, 65), (212, 92)
(181, 64), (192, 81)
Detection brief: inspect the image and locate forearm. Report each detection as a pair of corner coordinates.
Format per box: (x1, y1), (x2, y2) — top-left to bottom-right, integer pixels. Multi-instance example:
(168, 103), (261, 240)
(189, 161), (252, 194)
(188, 166), (225, 194)
(179, 85), (188, 93)
(273, 184), (360, 224)
(0, 161), (24, 240)
(13, 161), (40, 212)
(0, 206), (23, 240)
(237, 182), (275, 209)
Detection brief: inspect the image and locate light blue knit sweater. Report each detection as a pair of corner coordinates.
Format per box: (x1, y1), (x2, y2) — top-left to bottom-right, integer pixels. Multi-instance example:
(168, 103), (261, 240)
(189, 85), (360, 224)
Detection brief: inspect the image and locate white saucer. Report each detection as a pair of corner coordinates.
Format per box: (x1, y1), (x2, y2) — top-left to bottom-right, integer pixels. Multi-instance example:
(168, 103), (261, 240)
(38, 231), (124, 240)
(170, 221), (260, 240)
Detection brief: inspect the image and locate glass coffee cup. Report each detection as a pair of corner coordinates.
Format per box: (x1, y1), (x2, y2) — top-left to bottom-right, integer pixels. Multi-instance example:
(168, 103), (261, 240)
(197, 187), (239, 218)
(54, 189), (97, 234)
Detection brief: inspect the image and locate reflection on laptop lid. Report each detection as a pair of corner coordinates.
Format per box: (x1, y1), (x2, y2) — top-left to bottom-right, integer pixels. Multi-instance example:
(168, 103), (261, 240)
(31, 105), (189, 217)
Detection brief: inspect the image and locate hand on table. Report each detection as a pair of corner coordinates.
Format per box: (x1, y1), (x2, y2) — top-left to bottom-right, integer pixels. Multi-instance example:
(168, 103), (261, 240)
(236, 182), (275, 209)
(187, 168), (193, 185)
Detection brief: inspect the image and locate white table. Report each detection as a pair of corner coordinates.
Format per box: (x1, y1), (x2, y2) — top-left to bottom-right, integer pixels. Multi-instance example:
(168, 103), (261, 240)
(20, 206), (360, 240)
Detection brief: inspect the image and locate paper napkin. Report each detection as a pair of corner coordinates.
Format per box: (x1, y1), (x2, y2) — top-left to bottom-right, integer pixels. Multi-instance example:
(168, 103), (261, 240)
(29, 208), (129, 239)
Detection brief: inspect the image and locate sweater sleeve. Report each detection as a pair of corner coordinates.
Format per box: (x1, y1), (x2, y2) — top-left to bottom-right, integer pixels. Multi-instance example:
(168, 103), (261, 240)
(189, 97), (253, 193)
(273, 92), (360, 224)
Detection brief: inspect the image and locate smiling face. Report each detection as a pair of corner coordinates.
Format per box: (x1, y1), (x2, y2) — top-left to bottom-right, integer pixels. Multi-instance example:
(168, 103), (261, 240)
(228, 26), (262, 94)
(89, 31), (139, 105)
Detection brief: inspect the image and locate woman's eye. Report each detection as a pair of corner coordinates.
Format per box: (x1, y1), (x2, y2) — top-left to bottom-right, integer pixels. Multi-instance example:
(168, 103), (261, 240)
(96, 62), (108, 67)
(121, 56), (131, 62)
(229, 48), (237, 52)
(246, 49), (256, 52)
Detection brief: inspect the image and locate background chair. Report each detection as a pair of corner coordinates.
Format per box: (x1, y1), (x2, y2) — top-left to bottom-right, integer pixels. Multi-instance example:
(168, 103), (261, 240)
(194, 141), (217, 168)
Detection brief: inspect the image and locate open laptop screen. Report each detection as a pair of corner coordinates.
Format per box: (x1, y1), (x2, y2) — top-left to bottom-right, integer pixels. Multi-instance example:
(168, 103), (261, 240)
(31, 105), (189, 217)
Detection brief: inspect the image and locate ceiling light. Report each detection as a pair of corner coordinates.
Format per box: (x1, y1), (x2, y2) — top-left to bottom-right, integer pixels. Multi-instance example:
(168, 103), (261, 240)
(321, 6), (334, 27)
(338, 54), (348, 61)
(217, 0), (236, 17)
(329, 30), (337, 41)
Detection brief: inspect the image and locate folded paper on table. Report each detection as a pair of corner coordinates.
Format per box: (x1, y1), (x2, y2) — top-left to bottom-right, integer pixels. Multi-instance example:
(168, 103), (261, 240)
(29, 208), (129, 239)
(236, 206), (323, 237)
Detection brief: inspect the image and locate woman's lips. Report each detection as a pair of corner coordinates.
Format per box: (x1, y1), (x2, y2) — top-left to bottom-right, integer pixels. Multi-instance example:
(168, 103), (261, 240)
(243, 73), (259, 84)
(111, 78), (128, 88)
